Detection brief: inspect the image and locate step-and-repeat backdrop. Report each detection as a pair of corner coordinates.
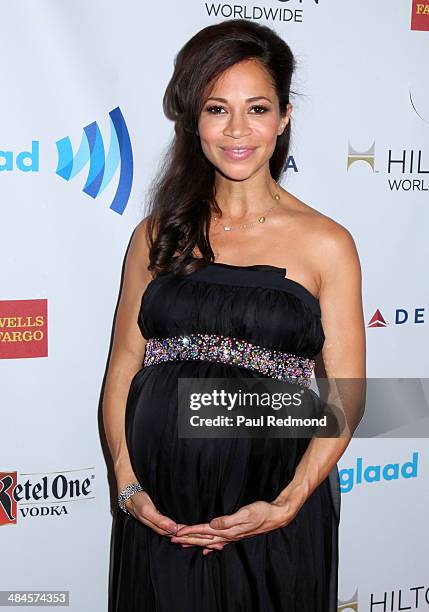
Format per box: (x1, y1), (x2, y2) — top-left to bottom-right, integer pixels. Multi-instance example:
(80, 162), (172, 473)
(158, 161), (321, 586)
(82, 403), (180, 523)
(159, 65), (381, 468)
(1, 1), (428, 610)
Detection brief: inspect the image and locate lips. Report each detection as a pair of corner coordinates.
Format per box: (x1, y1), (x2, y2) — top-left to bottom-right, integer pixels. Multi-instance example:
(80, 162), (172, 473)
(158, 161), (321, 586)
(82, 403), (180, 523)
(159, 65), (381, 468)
(221, 146), (256, 151)
(220, 146), (256, 161)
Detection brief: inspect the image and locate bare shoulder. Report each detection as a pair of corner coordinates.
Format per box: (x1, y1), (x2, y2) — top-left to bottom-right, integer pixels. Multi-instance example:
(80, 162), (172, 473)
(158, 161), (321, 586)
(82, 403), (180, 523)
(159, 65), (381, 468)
(129, 215), (153, 262)
(310, 211), (358, 260)
(131, 215), (151, 248)
(282, 191), (359, 265)
(125, 215), (154, 283)
(274, 191), (361, 298)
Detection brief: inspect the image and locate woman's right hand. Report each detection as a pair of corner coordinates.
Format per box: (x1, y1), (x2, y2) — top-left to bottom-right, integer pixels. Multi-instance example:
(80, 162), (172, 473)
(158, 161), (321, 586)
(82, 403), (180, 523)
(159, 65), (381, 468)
(124, 490), (218, 553)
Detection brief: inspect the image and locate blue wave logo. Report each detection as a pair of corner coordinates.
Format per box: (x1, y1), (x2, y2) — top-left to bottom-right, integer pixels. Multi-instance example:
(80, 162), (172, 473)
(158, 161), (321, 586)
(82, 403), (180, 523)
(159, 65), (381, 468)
(55, 106), (133, 215)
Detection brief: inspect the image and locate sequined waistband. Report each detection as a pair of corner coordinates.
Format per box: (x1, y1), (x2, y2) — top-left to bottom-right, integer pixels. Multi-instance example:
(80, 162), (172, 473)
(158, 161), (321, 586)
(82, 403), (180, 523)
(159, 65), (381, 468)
(143, 333), (315, 387)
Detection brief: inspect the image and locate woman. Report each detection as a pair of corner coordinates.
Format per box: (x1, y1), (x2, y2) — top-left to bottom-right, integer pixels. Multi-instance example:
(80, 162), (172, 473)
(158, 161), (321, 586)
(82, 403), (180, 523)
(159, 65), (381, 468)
(104, 18), (366, 612)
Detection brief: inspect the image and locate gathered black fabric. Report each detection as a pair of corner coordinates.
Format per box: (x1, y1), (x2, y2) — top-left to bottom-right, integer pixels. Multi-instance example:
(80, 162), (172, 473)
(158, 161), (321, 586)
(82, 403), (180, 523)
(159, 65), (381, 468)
(109, 263), (340, 612)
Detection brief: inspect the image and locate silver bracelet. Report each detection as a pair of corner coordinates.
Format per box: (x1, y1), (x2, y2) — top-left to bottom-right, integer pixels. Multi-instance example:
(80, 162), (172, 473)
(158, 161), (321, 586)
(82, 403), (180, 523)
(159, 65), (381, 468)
(118, 482), (143, 515)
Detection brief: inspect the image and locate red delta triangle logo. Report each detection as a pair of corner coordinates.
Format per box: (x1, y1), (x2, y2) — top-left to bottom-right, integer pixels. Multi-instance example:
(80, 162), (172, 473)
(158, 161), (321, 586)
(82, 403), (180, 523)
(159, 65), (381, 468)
(368, 309), (388, 328)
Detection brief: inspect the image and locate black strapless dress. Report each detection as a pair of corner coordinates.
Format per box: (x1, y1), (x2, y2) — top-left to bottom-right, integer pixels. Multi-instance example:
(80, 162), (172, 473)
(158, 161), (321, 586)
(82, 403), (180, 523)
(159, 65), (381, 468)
(109, 262), (340, 612)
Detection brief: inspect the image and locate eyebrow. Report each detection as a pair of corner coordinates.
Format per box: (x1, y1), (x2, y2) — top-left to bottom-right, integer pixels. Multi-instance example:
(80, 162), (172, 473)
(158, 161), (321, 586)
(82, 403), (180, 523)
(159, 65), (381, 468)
(205, 96), (273, 103)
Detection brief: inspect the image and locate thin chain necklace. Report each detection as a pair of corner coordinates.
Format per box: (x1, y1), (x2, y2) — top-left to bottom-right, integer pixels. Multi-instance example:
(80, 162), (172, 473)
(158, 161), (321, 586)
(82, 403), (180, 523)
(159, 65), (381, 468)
(212, 191), (281, 232)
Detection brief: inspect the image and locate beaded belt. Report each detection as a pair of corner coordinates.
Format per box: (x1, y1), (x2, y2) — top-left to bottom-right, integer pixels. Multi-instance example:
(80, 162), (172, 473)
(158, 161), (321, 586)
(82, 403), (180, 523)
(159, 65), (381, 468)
(143, 333), (315, 387)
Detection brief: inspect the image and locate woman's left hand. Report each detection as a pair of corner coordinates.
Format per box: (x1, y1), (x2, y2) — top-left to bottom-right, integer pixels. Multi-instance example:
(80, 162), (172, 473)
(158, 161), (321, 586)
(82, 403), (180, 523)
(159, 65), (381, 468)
(169, 495), (302, 549)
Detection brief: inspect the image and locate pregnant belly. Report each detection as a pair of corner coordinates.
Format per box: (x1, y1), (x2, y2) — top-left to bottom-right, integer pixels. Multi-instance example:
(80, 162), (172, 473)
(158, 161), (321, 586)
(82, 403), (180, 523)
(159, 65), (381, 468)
(125, 361), (309, 524)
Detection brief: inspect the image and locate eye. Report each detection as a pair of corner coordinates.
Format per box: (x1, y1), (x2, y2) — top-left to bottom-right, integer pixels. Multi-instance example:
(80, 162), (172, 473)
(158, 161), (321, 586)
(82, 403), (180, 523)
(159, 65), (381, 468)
(205, 105), (225, 114)
(250, 105), (270, 114)
(204, 104), (270, 115)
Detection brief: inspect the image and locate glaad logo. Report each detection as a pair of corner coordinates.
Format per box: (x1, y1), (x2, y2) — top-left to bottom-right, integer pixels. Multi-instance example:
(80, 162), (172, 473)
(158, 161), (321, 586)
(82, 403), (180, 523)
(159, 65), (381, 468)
(56, 106), (133, 215)
(339, 452), (418, 493)
(0, 141), (39, 172)
(338, 589), (358, 611)
(0, 468), (95, 525)
(0, 106), (133, 214)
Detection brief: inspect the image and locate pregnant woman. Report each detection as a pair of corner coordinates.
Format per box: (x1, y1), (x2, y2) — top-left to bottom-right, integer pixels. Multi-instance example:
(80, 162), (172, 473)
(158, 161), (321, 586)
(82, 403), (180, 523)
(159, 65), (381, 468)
(104, 19), (366, 611)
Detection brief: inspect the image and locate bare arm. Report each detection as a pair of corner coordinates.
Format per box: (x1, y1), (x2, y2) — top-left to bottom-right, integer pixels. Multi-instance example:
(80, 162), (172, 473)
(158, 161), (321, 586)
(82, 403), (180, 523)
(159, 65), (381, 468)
(171, 220), (367, 549)
(274, 221), (367, 508)
(102, 218), (152, 495)
(103, 219), (194, 537)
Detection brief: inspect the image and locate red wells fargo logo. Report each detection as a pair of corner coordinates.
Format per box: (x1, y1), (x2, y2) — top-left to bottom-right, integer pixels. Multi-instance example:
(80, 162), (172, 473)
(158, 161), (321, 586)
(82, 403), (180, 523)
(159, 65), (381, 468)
(0, 299), (48, 359)
(411, 0), (429, 30)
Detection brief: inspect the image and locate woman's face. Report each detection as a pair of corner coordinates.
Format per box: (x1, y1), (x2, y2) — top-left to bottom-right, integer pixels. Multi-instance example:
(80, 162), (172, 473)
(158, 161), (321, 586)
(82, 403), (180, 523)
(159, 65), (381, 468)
(198, 59), (291, 181)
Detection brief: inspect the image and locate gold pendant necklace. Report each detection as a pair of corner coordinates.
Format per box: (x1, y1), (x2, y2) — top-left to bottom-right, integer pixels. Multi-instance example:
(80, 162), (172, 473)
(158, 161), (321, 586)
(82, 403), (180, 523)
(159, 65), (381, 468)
(213, 192), (281, 232)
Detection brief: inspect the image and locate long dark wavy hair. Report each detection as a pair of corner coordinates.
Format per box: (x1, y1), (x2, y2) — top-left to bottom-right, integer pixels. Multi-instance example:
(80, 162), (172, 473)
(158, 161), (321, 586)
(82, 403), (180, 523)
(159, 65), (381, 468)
(145, 19), (297, 278)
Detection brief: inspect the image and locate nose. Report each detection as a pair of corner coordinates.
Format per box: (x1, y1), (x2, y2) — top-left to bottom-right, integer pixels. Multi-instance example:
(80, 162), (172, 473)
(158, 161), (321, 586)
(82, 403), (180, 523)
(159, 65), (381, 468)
(222, 111), (252, 139)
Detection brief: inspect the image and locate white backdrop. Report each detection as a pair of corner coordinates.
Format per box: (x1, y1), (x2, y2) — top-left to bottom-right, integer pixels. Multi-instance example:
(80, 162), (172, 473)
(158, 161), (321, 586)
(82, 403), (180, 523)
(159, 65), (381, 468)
(1, 1), (428, 610)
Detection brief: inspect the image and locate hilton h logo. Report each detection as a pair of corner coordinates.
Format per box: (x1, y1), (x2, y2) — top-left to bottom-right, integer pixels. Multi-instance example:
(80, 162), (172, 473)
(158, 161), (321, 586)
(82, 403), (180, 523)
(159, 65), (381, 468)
(347, 141), (375, 171)
(56, 106), (133, 215)
(338, 588), (358, 610)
